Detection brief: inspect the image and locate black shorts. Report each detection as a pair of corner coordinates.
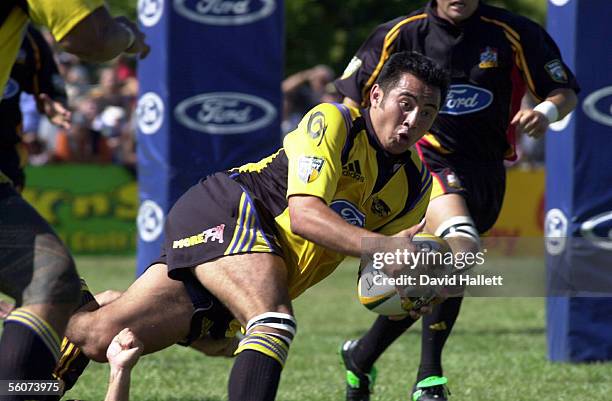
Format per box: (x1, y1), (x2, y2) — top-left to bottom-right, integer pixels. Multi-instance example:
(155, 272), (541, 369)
(151, 172), (283, 343)
(418, 145), (506, 234)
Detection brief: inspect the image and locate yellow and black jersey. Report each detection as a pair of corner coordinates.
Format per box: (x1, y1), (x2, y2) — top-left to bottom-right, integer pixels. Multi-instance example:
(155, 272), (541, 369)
(0, 0), (102, 185)
(229, 103), (431, 298)
(334, 1), (580, 161)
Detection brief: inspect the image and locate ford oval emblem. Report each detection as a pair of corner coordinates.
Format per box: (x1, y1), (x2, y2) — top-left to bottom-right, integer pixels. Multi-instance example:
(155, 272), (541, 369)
(173, 0), (276, 26)
(580, 211), (612, 250)
(440, 84), (493, 115)
(330, 200), (365, 228)
(582, 86), (612, 127)
(174, 92), (277, 134)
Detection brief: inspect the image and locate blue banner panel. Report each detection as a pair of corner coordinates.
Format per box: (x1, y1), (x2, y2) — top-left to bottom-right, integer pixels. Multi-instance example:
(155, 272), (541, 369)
(136, 0), (283, 274)
(545, 0), (612, 362)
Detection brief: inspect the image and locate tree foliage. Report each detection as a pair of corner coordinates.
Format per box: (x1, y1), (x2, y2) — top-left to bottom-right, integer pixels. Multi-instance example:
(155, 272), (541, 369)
(284, 0), (546, 76)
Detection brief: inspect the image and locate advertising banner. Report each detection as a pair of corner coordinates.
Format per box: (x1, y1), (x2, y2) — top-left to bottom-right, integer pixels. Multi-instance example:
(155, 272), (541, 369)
(136, 0), (284, 274)
(545, 0), (612, 361)
(22, 165), (138, 255)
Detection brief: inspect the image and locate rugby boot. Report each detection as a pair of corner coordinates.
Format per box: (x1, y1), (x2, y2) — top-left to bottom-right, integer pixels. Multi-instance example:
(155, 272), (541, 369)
(340, 339), (377, 401)
(412, 376), (450, 401)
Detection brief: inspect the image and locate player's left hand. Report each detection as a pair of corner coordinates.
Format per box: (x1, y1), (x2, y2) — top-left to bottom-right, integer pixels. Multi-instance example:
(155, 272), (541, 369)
(106, 328), (144, 371)
(38, 93), (71, 130)
(511, 109), (550, 138)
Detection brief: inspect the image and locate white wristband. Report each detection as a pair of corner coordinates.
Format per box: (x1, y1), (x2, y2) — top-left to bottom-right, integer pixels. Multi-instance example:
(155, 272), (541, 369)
(119, 22), (136, 51)
(533, 100), (559, 123)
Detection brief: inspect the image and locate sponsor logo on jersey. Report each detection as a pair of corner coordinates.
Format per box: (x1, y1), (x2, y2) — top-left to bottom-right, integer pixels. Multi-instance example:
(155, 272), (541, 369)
(340, 56), (362, 80)
(307, 111), (326, 141)
(582, 86), (612, 127)
(137, 200), (165, 242)
(137, 92), (165, 134)
(297, 156), (325, 183)
(479, 46), (498, 69)
(371, 196), (391, 217)
(544, 59), (568, 83)
(580, 211), (612, 250)
(174, 92), (276, 134)
(172, 224), (225, 249)
(545, 208), (568, 255)
(331, 200), (365, 227)
(2, 78), (19, 100)
(139, 0), (164, 27)
(174, 0), (276, 26)
(440, 85), (493, 115)
(342, 160), (365, 182)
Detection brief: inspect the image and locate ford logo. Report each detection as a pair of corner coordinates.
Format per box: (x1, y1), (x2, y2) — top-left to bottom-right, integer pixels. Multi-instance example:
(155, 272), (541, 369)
(174, 92), (276, 134)
(2, 78), (19, 100)
(440, 84), (493, 115)
(580, 211), (612, 250)
(173, 0), (276, 26)
(582, 86), (612, 127)
(330, 200), (365, 227)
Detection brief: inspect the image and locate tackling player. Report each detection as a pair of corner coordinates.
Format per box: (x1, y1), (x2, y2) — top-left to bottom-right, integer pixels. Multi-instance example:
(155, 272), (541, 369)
(334, 1), (579, 400)
(0, 0), (149, 391)
(0, 25), (70, 193)
(55, 52), (449, 401)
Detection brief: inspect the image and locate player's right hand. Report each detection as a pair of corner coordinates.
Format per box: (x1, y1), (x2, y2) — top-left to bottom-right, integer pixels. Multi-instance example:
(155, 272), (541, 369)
(106, 328), (144, 370)
(115, 16), (150, 59)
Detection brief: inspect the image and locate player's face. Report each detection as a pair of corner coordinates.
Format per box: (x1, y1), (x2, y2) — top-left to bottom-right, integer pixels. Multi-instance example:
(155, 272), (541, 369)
(436, 0), (479, 24)
(369, 73), (440, 155)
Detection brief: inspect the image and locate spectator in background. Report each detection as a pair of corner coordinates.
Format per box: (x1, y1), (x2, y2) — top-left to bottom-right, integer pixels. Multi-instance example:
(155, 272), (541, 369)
(281, 65), (341, 135)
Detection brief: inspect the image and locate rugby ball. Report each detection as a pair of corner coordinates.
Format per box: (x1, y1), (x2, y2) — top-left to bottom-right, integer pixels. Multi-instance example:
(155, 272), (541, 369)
(357, 233), (451, 316)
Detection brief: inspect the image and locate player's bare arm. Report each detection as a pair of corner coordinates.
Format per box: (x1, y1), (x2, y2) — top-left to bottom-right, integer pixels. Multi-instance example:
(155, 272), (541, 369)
(511, 88), (578, 138)
(289, 194), (425, 258)
(59, 7), (150, 62)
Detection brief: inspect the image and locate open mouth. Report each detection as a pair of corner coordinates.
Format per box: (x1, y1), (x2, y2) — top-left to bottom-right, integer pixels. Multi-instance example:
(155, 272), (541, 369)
(449, 1), (466, 10)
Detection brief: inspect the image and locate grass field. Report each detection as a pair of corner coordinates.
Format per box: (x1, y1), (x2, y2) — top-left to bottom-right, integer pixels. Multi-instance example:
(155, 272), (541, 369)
(4, 256), (610, 400)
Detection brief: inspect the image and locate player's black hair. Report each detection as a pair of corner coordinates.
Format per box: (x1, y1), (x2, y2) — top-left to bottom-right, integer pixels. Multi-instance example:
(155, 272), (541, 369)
(375, 51), (450, 107)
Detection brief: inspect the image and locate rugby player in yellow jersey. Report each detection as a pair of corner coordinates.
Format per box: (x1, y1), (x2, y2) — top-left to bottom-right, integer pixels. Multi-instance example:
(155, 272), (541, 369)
(50, 52), (449, 400)
(0, 0), (148, 389)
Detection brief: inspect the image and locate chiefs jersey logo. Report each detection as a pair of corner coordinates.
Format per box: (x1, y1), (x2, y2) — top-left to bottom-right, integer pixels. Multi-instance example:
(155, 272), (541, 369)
(479, 46), (498, 69)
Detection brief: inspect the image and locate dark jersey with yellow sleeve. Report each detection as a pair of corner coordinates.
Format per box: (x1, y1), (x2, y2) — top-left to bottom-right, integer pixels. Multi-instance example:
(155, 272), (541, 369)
(335, 1), (579, 161)
(230, 103), (431, 298)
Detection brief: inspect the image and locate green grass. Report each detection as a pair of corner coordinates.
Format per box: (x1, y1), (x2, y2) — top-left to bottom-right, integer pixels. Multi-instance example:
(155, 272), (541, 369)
(5, 256), (611, 400)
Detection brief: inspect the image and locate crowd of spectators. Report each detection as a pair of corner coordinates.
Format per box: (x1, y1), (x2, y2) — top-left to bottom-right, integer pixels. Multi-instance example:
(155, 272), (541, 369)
(21, 29), (138, 174)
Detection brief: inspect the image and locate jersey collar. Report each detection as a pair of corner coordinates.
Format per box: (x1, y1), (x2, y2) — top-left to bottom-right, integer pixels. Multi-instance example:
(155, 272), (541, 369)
(427, 0), (483, 31)
(362, 107), (413, 165)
